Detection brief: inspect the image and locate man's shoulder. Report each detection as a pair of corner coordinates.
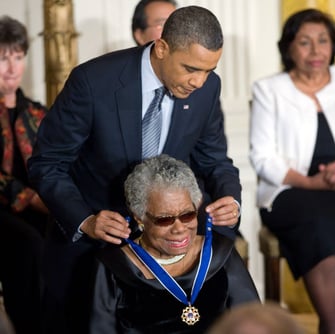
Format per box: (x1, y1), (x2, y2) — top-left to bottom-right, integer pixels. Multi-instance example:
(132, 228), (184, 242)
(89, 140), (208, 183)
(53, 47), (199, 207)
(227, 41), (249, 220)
(67, 46), (144, 88)
(75, 45), (143, 73)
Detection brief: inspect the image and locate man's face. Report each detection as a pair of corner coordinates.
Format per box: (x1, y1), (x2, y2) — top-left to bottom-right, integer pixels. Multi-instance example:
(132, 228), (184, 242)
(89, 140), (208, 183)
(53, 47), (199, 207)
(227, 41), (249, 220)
(153, 41), (222, 99)
(135, 1), (176, 46)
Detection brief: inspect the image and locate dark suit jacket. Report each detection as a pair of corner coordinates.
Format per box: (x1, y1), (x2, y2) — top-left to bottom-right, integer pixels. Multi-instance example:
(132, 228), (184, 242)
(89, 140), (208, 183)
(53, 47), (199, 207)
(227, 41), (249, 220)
(28, 45), (241, 241)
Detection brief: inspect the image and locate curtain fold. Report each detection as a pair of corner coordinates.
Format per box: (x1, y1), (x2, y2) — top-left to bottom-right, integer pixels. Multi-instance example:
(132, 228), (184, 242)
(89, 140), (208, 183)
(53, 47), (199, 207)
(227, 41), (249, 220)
(282, 0), (335, 22)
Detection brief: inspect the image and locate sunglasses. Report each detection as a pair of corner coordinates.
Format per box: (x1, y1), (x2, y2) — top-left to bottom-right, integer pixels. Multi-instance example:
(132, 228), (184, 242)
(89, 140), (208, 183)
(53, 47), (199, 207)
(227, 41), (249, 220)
(145, 209), (198, 227)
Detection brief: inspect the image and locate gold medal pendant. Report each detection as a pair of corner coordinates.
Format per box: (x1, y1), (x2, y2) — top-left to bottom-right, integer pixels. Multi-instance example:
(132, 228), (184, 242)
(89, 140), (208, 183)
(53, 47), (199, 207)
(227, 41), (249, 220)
(181, 305), (200, 325)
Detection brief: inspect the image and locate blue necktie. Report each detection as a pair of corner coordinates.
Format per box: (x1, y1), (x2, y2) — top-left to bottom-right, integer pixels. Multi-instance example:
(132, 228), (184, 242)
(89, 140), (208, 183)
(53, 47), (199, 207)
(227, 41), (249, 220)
(142, 86), (166, 159)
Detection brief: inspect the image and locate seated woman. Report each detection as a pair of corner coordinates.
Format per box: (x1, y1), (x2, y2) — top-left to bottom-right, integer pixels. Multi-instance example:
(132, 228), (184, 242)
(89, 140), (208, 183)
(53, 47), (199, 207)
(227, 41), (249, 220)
(0, 15), (48, 334)
(89, 154), (259, 333)
(249, 8), (335, 334)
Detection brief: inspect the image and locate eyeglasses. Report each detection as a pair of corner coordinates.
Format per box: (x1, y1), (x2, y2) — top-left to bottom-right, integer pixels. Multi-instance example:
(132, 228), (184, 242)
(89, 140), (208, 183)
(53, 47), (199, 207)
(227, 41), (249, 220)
(145, 209), (198, 227)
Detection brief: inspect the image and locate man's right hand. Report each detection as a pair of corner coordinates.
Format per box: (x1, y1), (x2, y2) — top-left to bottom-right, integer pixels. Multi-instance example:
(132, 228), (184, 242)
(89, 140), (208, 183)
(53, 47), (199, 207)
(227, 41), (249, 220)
(80, 211), (131, 244)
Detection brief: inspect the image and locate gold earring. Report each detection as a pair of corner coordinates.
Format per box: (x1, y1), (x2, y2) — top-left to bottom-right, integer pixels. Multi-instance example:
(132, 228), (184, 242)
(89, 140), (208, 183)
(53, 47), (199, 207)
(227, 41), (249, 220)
(138, 223), (144, 231)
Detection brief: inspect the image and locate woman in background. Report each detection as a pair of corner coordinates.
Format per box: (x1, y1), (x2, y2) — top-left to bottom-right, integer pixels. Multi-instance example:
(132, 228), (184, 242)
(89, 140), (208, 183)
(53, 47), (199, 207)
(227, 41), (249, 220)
(249, 9), (335, 334)
(0, 15), (48, 334)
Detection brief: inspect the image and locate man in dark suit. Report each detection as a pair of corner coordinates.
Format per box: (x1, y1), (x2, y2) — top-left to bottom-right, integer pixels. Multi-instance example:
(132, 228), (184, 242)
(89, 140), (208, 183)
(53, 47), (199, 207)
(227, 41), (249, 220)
(28, 6), (241, 334)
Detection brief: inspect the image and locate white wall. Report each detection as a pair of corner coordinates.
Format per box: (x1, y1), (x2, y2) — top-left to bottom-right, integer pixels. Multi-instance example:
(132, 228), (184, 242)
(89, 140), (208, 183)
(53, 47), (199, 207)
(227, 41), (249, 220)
(0, 0), (283, 299)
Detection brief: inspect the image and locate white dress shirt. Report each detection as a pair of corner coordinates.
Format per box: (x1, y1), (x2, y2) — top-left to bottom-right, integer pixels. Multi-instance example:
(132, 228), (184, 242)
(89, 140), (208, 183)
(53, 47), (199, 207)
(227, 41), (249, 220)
(141, 44), (174, 153)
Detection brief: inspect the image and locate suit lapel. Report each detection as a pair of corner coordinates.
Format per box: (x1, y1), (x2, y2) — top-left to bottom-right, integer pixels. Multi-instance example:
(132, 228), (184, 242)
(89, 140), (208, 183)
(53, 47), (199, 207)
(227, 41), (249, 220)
(163, 98), (193, 155)
(116, 83), (143, 163)
(116, 48), (144, 163)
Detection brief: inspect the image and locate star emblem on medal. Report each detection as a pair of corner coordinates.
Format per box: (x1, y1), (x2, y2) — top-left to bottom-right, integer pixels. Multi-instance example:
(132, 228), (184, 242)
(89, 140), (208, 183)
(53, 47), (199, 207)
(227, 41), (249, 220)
(181, 305), (200, 325)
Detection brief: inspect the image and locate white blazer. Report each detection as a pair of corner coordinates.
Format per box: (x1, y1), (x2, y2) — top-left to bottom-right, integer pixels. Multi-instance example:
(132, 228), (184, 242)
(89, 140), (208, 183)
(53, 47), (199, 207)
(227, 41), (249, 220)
(249, 65), (335, 209)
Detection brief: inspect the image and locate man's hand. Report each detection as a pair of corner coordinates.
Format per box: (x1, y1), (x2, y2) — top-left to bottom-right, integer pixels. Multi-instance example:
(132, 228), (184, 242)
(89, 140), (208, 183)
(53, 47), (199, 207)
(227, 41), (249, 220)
(205, 196), (240, 227)
(80, 211), (131, 244)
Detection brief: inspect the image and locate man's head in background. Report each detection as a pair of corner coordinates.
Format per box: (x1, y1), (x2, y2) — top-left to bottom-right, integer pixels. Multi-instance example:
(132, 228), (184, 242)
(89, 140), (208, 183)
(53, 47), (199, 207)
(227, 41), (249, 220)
(131, 0), (177, 46)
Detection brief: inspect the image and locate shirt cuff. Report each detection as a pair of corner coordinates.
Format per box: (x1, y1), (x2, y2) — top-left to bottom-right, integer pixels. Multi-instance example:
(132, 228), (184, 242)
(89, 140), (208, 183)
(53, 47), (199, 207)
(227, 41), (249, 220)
(234, 200), (241, 217)
(72, 214), (94, 242)
(228, 200), (241, 229)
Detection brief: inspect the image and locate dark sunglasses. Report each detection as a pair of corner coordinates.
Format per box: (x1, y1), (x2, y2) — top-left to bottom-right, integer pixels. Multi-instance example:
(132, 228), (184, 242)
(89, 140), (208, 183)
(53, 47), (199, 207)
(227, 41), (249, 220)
(145, 209), (198, 227)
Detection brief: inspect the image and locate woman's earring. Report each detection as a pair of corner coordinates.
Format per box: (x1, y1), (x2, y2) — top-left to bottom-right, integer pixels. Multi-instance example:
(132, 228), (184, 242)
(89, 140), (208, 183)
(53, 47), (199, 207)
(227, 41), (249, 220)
(138, 223), (144, 232)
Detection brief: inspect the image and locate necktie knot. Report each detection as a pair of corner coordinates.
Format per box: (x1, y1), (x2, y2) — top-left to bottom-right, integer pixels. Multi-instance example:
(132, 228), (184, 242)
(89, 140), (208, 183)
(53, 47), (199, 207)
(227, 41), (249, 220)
(142, 86), (166, 159)
(154, 86), (166, 108)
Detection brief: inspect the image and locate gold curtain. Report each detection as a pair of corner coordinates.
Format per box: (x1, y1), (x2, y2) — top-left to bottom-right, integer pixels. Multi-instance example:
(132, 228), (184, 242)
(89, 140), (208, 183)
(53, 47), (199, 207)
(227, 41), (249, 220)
(42, 0), (79, 107)
(282, 0), (335, 22)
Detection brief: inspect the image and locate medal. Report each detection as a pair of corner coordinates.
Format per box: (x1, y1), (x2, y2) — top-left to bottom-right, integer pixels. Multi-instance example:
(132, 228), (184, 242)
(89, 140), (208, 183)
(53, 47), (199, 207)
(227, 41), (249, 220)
(125, 216), (213, 326)
(181, 304), (200, 325)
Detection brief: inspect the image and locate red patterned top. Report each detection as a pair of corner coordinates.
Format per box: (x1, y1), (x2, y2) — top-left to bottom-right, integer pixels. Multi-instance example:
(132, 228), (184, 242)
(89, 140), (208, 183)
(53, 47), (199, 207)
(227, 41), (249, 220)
(0, 89), (47, 212)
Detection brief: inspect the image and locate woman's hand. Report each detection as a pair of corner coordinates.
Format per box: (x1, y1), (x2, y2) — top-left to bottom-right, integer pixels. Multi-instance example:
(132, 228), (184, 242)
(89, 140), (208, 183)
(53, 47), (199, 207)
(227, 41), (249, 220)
(319, 162), (335, 189)
(284, 168), (332, 190)
(30, 193), (49, 214)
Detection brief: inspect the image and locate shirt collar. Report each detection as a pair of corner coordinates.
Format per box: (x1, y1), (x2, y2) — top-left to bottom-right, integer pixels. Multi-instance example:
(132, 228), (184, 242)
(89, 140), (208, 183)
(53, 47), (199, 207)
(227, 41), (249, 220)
(141, 43), (163, 94)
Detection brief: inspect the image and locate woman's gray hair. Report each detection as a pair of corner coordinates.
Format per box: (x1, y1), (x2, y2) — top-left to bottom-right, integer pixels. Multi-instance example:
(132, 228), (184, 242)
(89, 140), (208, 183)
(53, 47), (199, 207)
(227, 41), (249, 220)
(124, 155), (202, 219)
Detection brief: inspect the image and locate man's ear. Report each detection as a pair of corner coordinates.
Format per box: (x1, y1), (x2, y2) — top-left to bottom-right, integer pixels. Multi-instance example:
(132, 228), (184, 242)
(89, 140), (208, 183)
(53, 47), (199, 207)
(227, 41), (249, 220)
(133, 29), (145, 46)
(154, 38), (169, 59)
